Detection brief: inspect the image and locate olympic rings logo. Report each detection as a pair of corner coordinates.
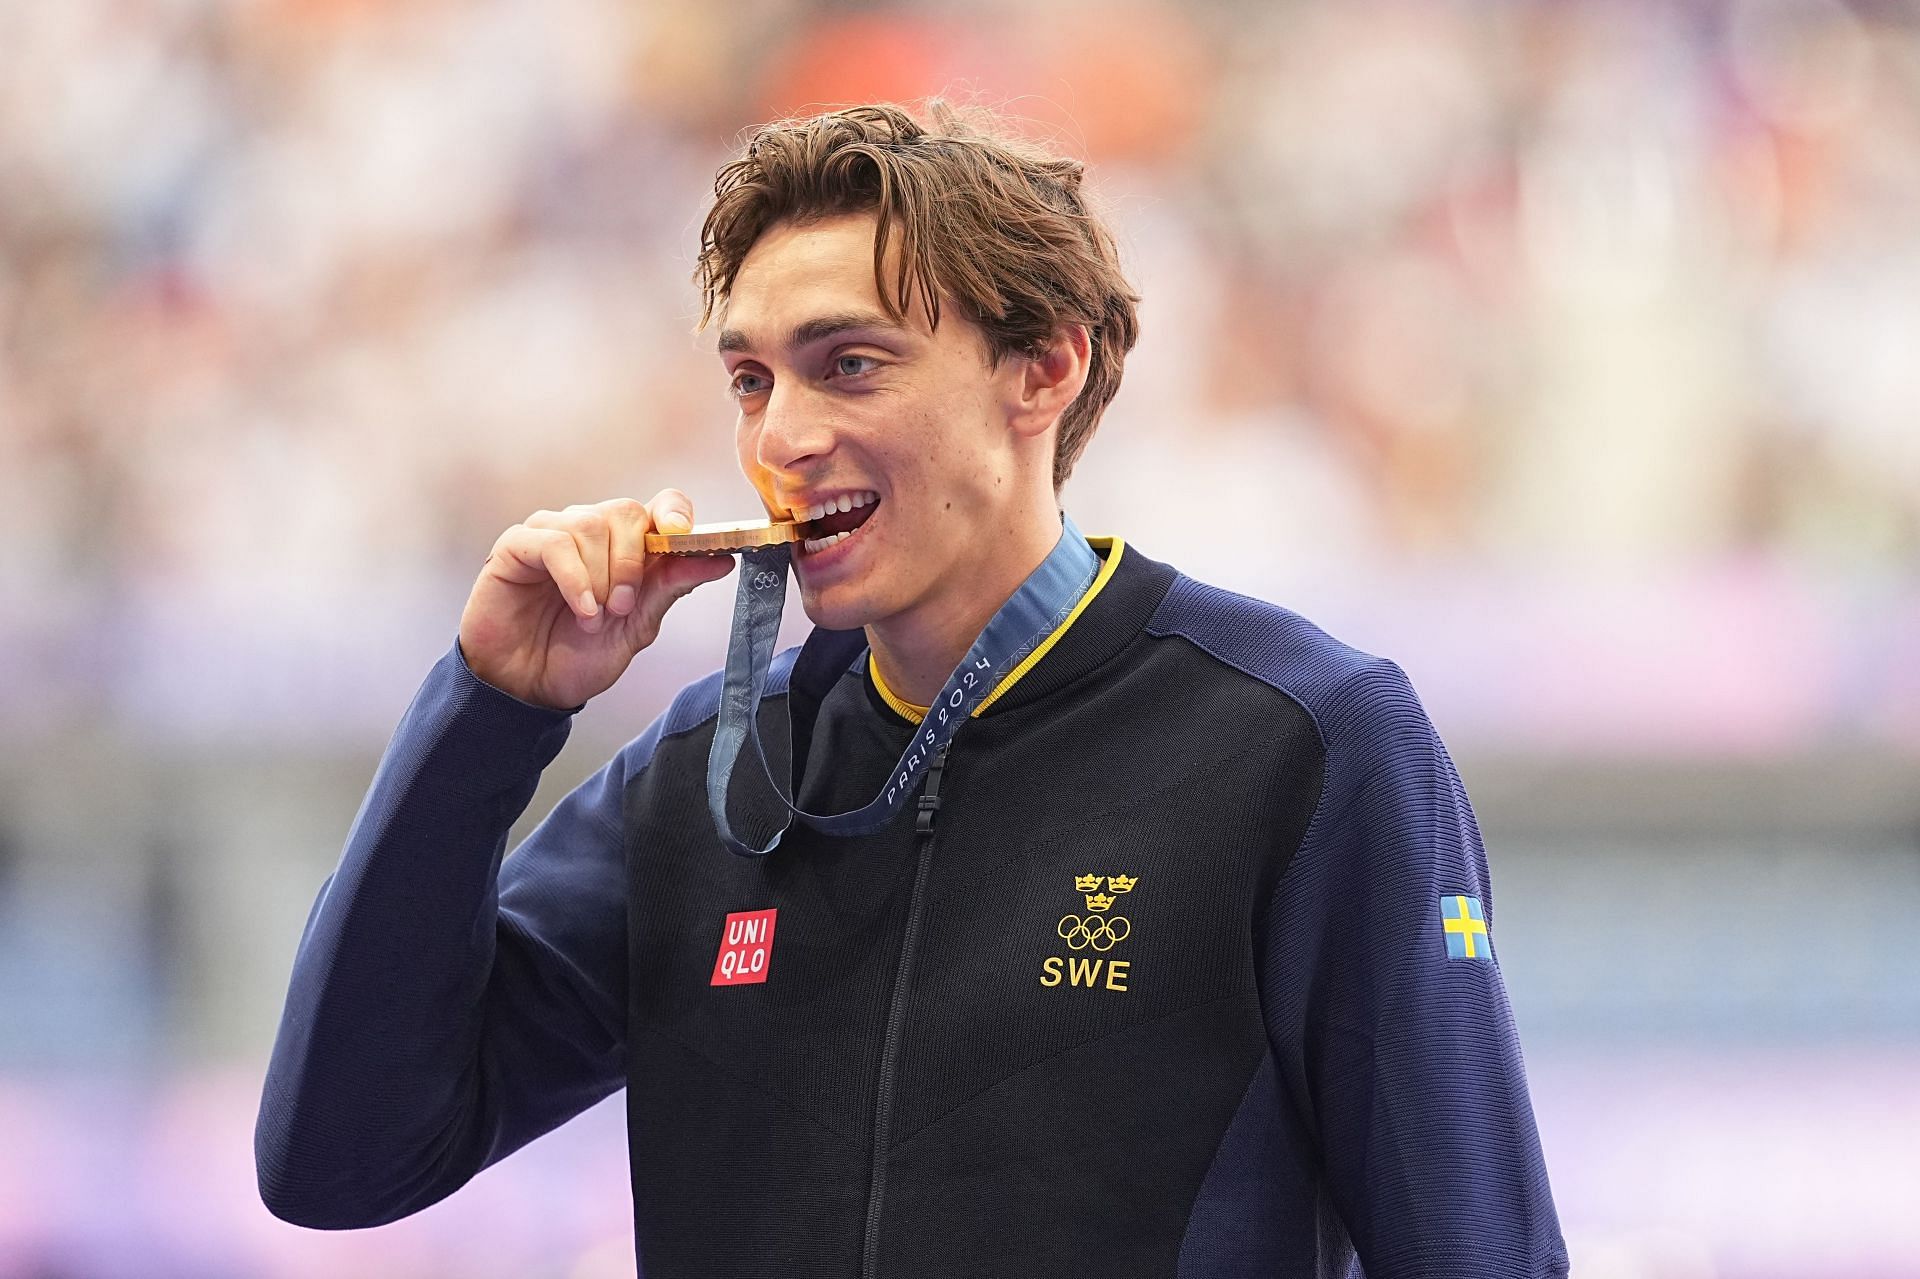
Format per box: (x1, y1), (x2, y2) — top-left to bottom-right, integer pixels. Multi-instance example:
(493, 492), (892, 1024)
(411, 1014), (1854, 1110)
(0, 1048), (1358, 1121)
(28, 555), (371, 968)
(1057, 913), (1131, 951)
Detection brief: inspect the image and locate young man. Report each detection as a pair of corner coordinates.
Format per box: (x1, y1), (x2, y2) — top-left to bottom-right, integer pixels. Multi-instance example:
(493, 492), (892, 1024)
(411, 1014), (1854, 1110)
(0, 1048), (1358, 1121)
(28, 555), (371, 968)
(257, 102), (1569, 1278)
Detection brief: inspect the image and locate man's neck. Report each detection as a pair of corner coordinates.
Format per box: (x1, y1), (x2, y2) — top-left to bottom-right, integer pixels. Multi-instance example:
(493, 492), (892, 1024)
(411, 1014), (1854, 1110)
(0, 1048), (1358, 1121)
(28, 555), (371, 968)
(865, 509), (1066, 708)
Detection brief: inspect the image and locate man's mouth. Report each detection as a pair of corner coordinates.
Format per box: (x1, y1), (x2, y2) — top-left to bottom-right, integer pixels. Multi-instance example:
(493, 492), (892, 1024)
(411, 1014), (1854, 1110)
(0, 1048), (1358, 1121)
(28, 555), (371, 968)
(796, 490), (880, 555)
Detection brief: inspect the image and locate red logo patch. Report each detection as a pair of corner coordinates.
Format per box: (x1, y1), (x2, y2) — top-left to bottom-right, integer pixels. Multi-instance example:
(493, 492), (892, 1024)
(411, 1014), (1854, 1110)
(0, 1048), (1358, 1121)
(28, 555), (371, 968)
(710, 909), (778, 986)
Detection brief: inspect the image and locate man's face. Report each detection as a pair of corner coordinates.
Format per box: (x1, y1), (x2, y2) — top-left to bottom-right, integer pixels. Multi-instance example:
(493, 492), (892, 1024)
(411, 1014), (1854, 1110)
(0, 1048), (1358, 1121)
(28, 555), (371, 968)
(718, 211), (1027, 633)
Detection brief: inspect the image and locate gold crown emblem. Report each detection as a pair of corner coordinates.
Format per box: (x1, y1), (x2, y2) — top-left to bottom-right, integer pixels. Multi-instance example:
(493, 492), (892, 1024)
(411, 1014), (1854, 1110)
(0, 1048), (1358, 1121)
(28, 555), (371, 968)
(1106, 875), (1137, 894)
(1085, 892), (1116, 912)
(1074, 873), (1103, 892)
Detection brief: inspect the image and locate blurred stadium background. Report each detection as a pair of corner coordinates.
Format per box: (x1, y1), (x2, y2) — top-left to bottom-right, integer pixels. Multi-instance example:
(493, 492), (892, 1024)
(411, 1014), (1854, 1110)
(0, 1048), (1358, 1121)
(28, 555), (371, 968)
(2, 0), (1917, 1274)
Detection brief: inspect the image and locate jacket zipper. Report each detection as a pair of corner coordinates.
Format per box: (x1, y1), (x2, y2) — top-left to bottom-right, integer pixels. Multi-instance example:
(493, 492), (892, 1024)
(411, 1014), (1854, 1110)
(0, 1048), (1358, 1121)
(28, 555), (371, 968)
(860, 741), (949, 1279)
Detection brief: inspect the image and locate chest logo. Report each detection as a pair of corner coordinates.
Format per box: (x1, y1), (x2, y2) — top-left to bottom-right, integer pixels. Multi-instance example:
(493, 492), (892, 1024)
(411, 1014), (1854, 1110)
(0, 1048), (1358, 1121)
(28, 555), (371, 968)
(711, 908), (779, 986)
(1041, 874), (1137, 991)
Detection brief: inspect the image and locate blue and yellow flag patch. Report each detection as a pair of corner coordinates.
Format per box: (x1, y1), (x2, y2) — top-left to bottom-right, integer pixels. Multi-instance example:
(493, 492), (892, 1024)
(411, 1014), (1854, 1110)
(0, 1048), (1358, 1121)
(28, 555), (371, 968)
(1440, 894), (1491, 960)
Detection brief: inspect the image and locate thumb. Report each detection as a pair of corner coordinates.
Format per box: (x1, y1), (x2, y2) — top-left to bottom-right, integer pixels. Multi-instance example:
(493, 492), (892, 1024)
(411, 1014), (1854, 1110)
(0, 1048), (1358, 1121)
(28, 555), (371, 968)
(666, 550), (738, 593)
(630, 552), (737, 641)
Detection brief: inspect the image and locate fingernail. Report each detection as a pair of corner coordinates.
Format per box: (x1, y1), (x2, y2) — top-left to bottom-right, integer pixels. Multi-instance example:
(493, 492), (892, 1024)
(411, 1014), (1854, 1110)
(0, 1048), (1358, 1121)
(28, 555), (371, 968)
(659, 511), (691, 533)
(609, 583), (635, 614)
(578, 589), (598, 616)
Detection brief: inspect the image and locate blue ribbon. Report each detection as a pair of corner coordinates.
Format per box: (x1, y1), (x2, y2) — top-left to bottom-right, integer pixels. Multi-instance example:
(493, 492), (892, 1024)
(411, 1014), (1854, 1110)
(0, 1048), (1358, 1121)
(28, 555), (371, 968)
(705, 513), (1099, 856)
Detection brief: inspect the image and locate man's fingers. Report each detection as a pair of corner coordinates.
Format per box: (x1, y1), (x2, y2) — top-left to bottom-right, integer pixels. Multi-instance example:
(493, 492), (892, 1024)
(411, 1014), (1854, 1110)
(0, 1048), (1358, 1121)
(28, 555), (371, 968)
(495, 527), (599, 622)
(495, 494), (718, 641)
(625, 551), (735, 645)
(602, 497), (650, 617)
(674, 551), (739, 590)
(528, 506), (612, 614)
(646, 487), (694, 535)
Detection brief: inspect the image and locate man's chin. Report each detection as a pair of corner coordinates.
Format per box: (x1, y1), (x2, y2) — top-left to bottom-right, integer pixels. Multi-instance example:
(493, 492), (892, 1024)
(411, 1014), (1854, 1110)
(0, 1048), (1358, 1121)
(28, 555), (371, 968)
(795, 581), (880, 634)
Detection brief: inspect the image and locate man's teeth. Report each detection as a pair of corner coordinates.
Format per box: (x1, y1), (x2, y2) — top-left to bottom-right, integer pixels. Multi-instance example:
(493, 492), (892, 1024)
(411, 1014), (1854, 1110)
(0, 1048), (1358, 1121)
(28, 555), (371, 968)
(802, 529), (855, 554)
(798, 490), (878, 523)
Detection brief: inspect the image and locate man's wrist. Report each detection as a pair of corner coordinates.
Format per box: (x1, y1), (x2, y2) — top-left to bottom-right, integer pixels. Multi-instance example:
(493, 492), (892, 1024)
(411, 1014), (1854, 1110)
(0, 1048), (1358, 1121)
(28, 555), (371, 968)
(452, 637), (587, 716)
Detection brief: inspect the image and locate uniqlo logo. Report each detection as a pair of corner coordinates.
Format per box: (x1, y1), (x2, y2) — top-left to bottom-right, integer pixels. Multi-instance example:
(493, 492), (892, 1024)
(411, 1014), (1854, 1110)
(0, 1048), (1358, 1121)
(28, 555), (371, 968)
(710, 909), (778, 986)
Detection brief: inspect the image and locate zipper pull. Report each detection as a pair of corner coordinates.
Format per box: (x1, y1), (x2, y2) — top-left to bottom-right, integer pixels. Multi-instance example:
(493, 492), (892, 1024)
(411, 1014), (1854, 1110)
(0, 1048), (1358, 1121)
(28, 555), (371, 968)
(915, 743), (951, 835)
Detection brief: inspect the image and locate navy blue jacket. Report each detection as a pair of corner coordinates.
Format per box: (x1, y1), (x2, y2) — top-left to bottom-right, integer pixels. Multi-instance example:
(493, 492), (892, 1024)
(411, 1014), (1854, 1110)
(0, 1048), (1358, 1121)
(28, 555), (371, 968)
(257, 536), (1569, 1278)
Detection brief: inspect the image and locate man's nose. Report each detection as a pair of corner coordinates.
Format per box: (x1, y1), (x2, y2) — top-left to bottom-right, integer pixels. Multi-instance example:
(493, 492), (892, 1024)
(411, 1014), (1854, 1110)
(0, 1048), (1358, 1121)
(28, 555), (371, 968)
(755, 382), (836, 474)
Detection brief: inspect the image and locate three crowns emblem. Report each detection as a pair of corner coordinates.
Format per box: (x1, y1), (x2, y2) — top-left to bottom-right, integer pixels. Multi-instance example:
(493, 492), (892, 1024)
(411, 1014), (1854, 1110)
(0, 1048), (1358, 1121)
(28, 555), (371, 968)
(1076, 873), (1135, 912)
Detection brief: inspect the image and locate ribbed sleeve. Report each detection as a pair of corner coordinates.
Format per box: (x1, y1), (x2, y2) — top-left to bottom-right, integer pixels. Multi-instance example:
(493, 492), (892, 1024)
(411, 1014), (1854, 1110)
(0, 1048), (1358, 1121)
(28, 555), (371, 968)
(1261, 658), (1569, 1279)
(1148, 574), (1567, 1278)
(254, 636), (635, 1229)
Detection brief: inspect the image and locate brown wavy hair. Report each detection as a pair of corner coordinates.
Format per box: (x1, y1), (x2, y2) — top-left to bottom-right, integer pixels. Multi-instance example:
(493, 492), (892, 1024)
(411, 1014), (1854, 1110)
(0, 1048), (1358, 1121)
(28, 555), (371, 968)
(694, 100), (1141, 491)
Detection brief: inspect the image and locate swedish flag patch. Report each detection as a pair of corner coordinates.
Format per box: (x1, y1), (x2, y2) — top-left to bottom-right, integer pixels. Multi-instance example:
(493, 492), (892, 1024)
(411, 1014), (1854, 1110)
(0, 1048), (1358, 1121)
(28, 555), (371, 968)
(1440, 894), (1491, 960)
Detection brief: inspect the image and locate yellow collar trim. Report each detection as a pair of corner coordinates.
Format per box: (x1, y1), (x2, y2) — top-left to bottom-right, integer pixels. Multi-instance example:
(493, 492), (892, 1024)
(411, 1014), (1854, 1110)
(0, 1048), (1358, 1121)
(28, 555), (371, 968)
(869, 536), (1126, 725)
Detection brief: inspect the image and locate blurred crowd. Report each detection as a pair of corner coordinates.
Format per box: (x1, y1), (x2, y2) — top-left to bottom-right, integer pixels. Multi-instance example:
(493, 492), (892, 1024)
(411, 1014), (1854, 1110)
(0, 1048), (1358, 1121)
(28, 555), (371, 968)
(3, 0), (1918, 744)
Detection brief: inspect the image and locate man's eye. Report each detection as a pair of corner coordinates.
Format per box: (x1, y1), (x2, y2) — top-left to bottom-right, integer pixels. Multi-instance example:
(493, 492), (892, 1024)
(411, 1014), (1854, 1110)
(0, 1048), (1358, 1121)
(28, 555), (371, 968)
(832, 355), (878, 378)
(730, 371), (769, 397)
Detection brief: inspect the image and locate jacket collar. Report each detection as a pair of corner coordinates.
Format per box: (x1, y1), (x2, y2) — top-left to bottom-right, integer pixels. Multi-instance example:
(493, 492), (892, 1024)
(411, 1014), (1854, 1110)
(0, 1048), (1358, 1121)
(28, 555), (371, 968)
(784, 535), (1178, 726)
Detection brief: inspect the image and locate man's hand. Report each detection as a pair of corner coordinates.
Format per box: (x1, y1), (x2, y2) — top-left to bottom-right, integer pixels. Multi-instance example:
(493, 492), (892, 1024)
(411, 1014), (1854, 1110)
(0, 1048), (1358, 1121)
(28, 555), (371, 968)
(458, 492), (736, 710)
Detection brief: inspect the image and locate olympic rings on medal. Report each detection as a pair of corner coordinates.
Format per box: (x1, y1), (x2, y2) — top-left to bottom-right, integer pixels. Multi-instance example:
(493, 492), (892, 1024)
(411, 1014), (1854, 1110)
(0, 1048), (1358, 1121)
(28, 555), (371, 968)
(1056, 913), (1131, 951)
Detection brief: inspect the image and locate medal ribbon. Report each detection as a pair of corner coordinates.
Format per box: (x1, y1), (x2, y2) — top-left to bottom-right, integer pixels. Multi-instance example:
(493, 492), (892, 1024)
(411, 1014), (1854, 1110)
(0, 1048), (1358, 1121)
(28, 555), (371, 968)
(705, 513), (1098, 856)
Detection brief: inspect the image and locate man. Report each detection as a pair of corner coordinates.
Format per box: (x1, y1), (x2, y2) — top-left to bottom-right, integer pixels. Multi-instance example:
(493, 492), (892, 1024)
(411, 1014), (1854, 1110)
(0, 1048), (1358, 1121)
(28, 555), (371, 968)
(256, 101), (1569, 1278)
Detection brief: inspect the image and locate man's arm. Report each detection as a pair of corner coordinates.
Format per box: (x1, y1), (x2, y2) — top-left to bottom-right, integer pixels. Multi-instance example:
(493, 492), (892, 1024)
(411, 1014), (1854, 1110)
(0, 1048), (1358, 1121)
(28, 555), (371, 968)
(254, 636), (637, 1229)
(1260, 658), (1570, 1279)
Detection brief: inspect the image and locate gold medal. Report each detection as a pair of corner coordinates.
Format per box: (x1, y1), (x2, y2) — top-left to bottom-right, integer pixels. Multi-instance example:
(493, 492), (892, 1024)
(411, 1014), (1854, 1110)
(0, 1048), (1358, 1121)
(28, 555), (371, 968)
(644, 519), (807, 556)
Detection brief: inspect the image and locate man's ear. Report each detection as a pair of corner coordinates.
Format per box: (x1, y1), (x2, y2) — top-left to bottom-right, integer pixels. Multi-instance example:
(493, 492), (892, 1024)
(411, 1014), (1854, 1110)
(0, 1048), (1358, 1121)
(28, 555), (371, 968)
(1006, 323), (1092, 441)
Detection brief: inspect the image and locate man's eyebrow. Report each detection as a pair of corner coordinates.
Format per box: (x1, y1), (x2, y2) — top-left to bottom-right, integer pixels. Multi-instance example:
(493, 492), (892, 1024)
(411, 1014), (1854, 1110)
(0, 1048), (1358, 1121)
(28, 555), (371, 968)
(715, 309), (907, 356)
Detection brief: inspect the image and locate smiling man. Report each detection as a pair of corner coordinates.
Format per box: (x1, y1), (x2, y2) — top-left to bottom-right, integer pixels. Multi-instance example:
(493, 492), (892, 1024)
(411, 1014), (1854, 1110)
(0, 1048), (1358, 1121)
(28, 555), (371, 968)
(256, 102), (1569, 1278)
(715, 212), (1081, 706)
